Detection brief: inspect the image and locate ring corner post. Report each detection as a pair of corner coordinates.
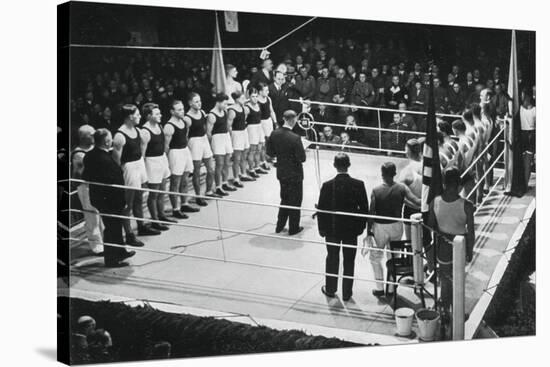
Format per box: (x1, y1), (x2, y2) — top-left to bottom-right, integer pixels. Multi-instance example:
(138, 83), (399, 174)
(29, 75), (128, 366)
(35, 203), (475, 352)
(411, 213), (424, 301)
(452, 235), (466, 340)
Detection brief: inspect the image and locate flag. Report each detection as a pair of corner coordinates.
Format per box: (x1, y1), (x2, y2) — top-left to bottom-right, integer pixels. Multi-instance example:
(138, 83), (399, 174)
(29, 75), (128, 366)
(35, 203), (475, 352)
(224, 11), (239, 32)
(210, 12), (227, 94)
(504, 30), (526, 196)
(421, 70), (443, 213)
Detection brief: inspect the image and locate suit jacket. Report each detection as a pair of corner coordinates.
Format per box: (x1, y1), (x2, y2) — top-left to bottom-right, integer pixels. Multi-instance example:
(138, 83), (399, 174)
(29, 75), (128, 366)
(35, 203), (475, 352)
(266, 126), (306, 181)
(82, 147), (126, 214)
(410, 87), (428, 107)
(250, 69), (272, 89)
(269, 83), (291, 123)
(317, 173), (369, 237)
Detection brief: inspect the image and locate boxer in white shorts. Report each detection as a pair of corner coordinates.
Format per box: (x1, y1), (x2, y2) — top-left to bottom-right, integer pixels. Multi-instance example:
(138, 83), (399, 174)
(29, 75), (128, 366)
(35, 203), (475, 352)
(71, 125), (104, 255)
(207, 93), (236, 196)
(184, 93), (216, 206)
(365, 162), (420, 297)
(228, 91), (254, 187)
(141, 103), (175, 231)
(164, 100), (199, 219)
(257, 83), (276, 172)
(112, 104), (156, 244)
(245, 87), (263, 178)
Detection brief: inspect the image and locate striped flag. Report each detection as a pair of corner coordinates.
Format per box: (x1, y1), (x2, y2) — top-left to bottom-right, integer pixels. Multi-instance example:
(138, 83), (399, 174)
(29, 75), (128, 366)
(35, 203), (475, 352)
(224, 11), (239, 32)
(210, 12), (227, 94)
(504, 30), (526, 196)
(421, 70), (443, 213)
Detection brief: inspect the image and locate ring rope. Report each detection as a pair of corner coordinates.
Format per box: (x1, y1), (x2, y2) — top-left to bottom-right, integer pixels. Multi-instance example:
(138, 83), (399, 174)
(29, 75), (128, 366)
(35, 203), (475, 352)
(291, 99), (462, 118)
(263, 17), (318, 49)
(65, 178), (421, 224)
(460, 127), (504, 179)
(465, 150), (505, 200)
(68, 17), (318, 52)
(311, 120), (427, 135)
(67, 208), (414, 256)
(66, 44), (263, 51)
(474, 175), (504, 215)
(65, 237), (411, 288)
(311, 140), (406, 154)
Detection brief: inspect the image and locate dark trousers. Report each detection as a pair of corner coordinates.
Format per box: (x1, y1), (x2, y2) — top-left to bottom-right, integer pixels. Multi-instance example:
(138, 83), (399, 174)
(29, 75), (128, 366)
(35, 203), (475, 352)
(277, 177), (303, 232)
(325, 235), (358, 298)
(101, 213), (127, 264)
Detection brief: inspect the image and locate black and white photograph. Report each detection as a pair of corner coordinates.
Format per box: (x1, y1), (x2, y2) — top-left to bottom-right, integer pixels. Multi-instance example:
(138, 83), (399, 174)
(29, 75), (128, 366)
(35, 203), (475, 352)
(8, 0), (545, 365)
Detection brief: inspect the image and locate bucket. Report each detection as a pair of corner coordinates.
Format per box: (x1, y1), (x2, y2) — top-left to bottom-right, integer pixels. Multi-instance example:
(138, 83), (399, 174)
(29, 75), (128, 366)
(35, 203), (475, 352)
(394, 308), (415, 337)
(415, 308), (440, 341)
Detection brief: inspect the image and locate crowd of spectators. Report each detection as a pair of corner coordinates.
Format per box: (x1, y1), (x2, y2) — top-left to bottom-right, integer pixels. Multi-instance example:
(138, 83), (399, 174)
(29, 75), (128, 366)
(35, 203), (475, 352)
(70, 315), (172, 363)
(69, 33), (535, 153)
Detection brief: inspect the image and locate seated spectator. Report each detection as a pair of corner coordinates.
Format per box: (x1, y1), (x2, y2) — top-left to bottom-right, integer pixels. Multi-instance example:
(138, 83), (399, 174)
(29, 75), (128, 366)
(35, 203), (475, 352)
(343, 114), (363, 143)
(334, 68), (353, 105)
(385, 75), (407, 109)
(295, 66), (316, 100)
(464, 72), (476, 96)
(409, 80), (428, 111)
(319, 126), (341, 148)
(397, 102), (416, 131)
(316, 67), (336, 104)
(446, 73), (456, 89)
(87, 329), (114, 363)
(71, 316), (97, 363)
(351, 72), (376, 107)
(447, 83), (466, 115)
(370, 67), (386, 106)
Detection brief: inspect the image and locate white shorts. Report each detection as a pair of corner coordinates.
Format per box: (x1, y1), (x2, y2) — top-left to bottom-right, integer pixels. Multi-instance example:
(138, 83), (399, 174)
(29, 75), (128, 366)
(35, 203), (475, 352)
(168, 147), (193, 176)
(122, 158), (148, 188)
(231, 130), (250, 151)
(144, 154), (171, 184)
(247, 124), (263, 145)
(370, 221), (404, 262)
(188, 135), (213, 161)
(212, 133), (234, 156)
(261, 118), (274, 138)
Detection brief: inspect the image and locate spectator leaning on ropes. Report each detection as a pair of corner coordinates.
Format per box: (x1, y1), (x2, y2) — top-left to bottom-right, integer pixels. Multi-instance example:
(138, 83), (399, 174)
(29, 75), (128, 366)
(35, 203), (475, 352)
(364, 162), (421, 297)
(427, 168), (475, 324)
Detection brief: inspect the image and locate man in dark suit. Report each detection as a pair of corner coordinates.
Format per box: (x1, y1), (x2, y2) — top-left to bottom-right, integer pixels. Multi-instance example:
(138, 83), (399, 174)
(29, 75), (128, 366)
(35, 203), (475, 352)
(250, 58), (273, 89)
(317, 153), (369, 301)
(269, 71), (292, 125)
(266, 110), (306, 235)
(83, 129), (136, 267)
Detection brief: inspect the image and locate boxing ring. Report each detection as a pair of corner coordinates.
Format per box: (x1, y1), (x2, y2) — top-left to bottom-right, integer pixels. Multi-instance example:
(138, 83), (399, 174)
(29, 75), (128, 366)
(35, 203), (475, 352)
(62, 16), (535, 341)
(60, 100), (535, 343)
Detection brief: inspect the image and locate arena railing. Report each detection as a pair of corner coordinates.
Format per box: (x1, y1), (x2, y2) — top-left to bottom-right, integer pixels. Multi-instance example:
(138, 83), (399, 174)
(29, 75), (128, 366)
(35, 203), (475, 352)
(290, 98), (462, 150)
